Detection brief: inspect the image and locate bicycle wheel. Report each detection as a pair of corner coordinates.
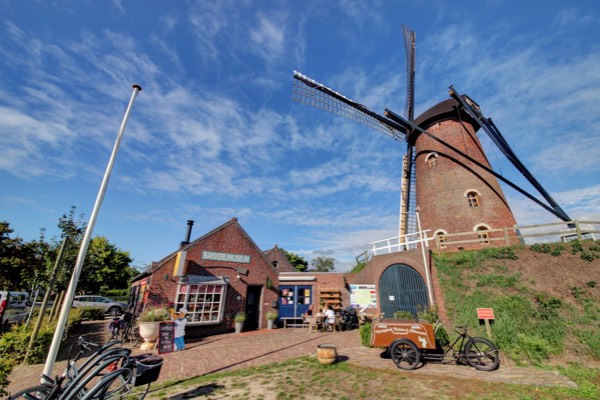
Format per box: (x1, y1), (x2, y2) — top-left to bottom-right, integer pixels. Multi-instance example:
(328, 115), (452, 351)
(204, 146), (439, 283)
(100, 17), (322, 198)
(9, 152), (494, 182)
(464, 337), (499, 371)
(8, 385), (53, 400)
(80, 368), (134, 400)
(390, 339), (421, 370)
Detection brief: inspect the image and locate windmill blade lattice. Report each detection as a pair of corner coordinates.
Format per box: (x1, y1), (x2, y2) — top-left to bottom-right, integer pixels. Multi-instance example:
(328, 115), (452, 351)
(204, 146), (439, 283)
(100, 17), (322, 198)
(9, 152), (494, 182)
(292, 71), (408, 143)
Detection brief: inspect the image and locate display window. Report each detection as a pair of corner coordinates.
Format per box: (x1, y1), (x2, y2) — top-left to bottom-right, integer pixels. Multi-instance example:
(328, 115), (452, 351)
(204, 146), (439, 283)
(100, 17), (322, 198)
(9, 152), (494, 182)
(175, 283), (227, 324)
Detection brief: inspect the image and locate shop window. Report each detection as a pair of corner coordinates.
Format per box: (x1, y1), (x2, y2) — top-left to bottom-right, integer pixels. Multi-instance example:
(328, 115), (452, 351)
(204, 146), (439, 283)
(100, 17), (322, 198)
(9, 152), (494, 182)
(477, 226), (490, 244)
(175, 284), (227, 324)
(280, 288), (294, 305)
(467, 192), (479, 207)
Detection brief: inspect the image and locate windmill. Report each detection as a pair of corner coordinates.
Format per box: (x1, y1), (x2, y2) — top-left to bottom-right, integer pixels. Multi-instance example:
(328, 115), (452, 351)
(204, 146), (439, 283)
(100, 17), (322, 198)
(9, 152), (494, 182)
(292, 25), (571, 251)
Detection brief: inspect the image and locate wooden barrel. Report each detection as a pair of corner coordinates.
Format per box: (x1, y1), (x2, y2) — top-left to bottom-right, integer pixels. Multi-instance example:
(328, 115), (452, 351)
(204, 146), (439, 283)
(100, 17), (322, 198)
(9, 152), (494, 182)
(317, 344), (337, 365)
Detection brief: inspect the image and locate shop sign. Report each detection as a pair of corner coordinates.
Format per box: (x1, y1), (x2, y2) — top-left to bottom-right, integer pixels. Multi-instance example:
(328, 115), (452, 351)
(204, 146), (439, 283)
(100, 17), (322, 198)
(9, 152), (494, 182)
(202, 250), (250, 264)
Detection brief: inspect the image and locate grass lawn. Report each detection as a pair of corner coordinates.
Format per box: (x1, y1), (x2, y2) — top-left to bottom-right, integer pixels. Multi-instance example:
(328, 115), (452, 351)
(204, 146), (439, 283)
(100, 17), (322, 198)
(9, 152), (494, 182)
(146, 356), (599, 400)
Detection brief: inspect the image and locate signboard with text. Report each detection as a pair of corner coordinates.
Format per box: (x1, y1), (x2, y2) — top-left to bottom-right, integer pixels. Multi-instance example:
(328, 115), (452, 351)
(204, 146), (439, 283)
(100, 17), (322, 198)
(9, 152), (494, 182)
(202, 250), (250, 264)
(350, 284), (377, 309)
(158, 321), (175, 354)
(477, 308), (495, 320)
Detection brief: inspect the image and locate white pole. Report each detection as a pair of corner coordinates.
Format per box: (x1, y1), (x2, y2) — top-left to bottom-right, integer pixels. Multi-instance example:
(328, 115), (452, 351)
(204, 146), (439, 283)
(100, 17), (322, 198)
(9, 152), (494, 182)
(41, 84), (142, 381)
(416, 210), (434, 305)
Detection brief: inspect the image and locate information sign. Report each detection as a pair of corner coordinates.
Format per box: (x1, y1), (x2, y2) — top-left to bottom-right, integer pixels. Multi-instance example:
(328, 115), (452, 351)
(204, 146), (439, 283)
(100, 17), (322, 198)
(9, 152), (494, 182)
(477, 308), (495, 320)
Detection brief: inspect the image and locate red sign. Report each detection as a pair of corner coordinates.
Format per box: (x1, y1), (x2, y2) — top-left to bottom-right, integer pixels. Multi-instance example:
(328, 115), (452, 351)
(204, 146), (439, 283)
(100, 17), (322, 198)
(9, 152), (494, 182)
(477, 308), (495, 320)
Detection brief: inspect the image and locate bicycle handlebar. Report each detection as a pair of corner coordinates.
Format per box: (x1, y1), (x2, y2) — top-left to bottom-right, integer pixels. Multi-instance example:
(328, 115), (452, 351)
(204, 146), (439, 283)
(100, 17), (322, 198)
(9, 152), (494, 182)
(77, 336), (99, 351)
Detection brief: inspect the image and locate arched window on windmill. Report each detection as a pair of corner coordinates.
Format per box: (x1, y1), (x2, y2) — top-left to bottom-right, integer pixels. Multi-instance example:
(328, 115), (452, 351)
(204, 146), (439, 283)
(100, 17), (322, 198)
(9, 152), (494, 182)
(434, 229), (447, 249)
(465, 190), (480, 208)
(474, 224), (491, 244)
(272, 260), (279, 269)
(425, 152), (438, 168)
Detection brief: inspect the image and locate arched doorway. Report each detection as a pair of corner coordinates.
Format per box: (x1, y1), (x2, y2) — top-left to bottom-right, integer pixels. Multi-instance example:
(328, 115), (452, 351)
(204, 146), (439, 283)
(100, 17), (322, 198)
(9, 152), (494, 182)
(379, 263), (429, 318)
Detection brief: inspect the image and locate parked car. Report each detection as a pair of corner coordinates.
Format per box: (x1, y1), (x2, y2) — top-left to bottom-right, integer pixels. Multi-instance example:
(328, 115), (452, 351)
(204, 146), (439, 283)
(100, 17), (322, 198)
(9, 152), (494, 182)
(72, 295), (127, 316)
(0, 291), (31, 331)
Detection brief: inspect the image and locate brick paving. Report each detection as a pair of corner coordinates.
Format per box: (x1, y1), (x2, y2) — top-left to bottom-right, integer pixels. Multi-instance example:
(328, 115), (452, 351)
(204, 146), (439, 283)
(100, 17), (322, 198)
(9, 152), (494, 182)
(5, 326), (577, 397)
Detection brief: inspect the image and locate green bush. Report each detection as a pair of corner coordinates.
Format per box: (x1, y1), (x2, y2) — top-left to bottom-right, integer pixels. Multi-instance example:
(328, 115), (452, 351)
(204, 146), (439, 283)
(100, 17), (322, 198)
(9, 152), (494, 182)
(515, 333), (552, 365)
(392, 310), (414, 320)
(0, 315), (76, 395)
(359, 322), (371, 347)
(570, 240), (584, 254)
(100, 288), (129, 303)
(73, 307), (104, 322)
(530, 243), (551, 254)
(581, 252), (595, 262)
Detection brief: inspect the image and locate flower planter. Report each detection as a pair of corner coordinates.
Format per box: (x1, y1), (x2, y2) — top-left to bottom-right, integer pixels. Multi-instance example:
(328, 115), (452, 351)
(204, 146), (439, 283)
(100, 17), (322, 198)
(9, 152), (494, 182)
(317, 343), (337, 365)
(267, 319), (275, 330)
(139, 321), (161, 351)
(235, 322), (244, 333)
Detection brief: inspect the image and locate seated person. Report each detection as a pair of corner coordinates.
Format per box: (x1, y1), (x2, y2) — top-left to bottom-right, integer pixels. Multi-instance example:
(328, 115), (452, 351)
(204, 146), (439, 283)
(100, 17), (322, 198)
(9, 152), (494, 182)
(303, 304), (314, 317)
(324, 305), (335, 330)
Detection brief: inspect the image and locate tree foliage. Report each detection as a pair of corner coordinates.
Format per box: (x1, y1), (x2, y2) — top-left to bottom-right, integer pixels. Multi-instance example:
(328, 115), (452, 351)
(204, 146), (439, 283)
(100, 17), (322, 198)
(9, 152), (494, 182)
(310, 256), (335, 272)
(280, 249), (308, 272)
(1, 207), (136, 294)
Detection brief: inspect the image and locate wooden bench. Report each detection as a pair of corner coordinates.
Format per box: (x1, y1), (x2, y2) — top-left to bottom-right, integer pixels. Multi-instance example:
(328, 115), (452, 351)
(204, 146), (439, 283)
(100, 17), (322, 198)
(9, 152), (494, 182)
(280, 317), (305, 328)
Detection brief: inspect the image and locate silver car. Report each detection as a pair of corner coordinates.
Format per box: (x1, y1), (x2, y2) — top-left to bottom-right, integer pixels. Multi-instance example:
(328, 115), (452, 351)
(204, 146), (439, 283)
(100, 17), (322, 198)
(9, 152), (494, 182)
(0, 291), (31, 331)
(72, 295), (127, 316)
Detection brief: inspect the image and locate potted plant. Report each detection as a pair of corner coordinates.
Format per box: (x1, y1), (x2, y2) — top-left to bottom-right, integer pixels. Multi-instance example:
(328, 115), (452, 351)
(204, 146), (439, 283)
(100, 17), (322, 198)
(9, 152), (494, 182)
(234, 311), (246, 333)
(138, 307), (170, 350)
(266, 310), (278, 329)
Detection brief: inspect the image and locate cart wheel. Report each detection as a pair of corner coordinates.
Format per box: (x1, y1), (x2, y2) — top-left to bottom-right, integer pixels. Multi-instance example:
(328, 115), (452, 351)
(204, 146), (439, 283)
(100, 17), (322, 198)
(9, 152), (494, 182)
(465, 337), (499, 371)
(390, 339), (420, 370)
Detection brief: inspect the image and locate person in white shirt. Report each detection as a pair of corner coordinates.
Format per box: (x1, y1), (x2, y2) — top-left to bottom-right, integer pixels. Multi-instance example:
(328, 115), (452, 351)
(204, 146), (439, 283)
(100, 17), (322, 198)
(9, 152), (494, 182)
(324, 305), (335, 330)
(172, 307), (188, 351)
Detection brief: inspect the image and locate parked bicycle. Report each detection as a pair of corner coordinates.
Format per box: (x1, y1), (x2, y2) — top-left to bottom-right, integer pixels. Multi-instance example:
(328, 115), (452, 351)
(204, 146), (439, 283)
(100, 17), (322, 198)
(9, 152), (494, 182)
(9, 337), (163, 400)
(371, 319), (499, 371)
(120, 312), (140, 346)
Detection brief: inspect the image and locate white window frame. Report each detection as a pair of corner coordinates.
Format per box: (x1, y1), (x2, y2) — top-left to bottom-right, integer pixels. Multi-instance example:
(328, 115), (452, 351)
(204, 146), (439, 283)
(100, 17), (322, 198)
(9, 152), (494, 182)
(175, 283), (228, 325)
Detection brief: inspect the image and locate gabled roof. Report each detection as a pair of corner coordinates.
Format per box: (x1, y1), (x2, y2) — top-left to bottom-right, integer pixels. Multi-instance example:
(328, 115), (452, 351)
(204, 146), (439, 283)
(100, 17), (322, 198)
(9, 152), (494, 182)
(143, 218), (279, 276)
(263, 244), (297, 273)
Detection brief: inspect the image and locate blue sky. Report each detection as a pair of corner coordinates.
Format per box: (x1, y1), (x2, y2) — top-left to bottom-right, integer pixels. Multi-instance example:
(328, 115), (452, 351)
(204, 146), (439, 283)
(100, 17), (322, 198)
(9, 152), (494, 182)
(1, 0), (599, 272)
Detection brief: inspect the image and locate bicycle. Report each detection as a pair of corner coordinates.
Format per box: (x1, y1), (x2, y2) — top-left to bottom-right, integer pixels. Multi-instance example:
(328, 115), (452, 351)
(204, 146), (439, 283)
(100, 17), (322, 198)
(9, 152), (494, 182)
(9, 337), (162, 400)
(393, 325), (499, 371)
(371, 319), (499, 371)
(120, 312), (140, 346)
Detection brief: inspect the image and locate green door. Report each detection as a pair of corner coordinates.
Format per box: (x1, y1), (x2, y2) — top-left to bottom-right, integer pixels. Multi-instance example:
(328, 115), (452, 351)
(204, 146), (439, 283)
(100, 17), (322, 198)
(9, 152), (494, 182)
(379, 263), (429, 318)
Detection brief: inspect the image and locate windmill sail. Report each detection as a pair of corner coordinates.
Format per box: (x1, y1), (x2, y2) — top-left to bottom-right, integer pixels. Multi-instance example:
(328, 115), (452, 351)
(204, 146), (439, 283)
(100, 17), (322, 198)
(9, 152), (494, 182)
(400, 25), (418, 240)
(292, 71), (408, 141)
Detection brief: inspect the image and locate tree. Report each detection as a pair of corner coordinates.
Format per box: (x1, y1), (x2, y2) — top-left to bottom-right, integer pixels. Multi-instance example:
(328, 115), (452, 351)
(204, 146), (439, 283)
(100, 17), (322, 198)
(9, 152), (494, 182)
(310, 256), (335, 272)
(280, 249), (308, 272)
(0, 222), (29, 290)
(78, 236), (135, 293)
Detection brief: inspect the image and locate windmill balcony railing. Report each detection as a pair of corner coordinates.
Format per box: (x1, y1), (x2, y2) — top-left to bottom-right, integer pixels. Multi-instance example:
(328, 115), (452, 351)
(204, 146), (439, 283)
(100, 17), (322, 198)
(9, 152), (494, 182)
(370, 230), (432, 255)
(368, 221), (599, 256)
(435, 220), (599, 250)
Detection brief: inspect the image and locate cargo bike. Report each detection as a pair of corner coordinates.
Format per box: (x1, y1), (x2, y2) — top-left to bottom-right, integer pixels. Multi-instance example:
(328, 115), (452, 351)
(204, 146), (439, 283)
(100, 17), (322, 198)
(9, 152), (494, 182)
(371, 319), (499, 371)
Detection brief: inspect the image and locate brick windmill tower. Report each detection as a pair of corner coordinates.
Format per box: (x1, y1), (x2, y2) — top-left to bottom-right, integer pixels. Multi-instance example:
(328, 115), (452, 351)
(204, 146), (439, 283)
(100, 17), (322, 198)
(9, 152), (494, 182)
(293, 26), (571, 250)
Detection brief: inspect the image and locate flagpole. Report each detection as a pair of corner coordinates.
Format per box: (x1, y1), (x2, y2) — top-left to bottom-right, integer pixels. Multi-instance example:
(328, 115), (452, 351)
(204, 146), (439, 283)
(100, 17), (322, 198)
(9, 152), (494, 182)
(42, 84), (142, 381)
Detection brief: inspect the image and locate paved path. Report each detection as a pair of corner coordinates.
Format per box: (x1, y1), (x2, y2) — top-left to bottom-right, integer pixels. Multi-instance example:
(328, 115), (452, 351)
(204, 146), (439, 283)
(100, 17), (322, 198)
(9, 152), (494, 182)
(5, 327), (577, 396)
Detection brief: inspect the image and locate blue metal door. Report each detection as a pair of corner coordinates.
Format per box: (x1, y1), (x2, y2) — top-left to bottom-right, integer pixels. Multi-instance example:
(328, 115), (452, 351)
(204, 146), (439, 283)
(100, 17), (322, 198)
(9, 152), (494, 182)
(379, 263), (429, 318)
(278, 285), (312, 319)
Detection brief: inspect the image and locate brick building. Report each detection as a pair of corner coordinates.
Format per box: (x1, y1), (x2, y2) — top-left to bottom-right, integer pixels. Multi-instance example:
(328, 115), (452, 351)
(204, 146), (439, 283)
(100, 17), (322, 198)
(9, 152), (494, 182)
(130, 218), (279, 335)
